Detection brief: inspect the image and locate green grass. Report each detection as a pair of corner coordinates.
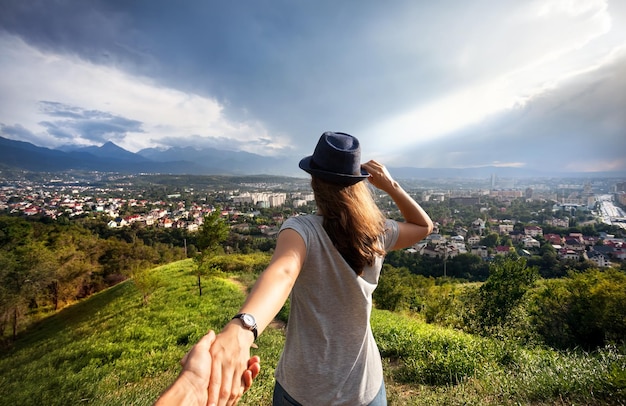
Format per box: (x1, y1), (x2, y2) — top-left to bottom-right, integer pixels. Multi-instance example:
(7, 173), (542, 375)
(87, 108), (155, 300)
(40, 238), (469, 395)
(0, 259), (624, 405)
(373, 312), (626, 405)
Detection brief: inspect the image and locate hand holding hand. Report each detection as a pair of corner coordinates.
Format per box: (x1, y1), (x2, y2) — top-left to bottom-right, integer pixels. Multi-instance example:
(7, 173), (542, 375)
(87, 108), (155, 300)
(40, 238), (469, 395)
(154, 329), (260, 406)
(207, 323), (258, 406)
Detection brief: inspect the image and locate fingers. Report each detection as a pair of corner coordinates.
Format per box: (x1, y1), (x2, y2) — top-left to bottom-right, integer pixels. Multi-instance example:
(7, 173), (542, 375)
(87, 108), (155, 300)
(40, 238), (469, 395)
(181, 330), (215, 368)
(361, 159), (379, 173)
(362, 160), (386, 178)
(248, 356), (261, 380)
(198, 330), (217, 347)
(227, 375), (245, 406)
(207, 349), (248, 405)
(243, 370), (253, 392)
(207, 357), (222, 406)
(206, 329), (256, 406)
(243, 356), (261, 391)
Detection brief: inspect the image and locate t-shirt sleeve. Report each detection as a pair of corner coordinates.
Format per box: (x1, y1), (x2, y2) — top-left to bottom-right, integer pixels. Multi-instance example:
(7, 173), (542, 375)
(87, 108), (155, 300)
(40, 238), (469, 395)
(383, 219), (400, 251)
(280, 216), (309, 247)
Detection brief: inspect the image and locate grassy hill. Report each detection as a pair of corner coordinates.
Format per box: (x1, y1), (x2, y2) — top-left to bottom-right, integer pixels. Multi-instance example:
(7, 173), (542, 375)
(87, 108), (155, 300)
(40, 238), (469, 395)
(0, 259), (624, 405)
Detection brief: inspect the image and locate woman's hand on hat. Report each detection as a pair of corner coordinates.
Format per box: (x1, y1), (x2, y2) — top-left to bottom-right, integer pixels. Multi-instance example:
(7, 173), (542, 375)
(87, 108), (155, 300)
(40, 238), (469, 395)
(362, 160), (398, 193)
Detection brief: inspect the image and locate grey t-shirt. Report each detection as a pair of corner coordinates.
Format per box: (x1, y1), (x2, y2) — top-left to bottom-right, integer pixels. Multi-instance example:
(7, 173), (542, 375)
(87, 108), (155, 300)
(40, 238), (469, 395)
(275, 215), (399, 405)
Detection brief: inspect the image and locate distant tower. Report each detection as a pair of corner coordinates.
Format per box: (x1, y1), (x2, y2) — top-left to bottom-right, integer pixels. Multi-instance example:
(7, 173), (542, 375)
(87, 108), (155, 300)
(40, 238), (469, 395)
(490, 174), (496, 189)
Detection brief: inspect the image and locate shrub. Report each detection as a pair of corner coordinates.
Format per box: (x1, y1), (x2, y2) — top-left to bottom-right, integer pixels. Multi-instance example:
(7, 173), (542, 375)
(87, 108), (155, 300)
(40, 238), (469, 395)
(530, 268), (626, 350)
(204, 253), (271, 274)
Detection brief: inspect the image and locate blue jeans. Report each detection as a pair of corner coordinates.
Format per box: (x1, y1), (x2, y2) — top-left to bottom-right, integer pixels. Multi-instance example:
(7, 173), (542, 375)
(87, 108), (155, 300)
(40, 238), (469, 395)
(273, 380), (387, 406)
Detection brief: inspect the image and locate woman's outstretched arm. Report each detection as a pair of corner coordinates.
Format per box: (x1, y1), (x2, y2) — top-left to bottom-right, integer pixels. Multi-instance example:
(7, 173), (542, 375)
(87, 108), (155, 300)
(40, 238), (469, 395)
(207, 228), (305, 406)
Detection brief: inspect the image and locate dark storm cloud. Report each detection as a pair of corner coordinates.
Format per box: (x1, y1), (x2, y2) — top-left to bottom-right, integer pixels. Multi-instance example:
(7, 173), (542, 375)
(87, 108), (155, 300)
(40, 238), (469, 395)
(0, 0), (468, 137)
(0, 0), (144, 68)
(0, 123), (54, 147)
(37, 101), (144, 144)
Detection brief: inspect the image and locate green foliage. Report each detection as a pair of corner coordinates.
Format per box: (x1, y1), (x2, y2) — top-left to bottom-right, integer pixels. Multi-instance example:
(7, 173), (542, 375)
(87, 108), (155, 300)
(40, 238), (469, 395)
(373, 311), (485, 385)
(469, 257), (538, 337)
(480, 232), (500, 248)
(0, 260), (280, 405)
(204, 252), (271, 274)
(131, 266), (163, 305)
(445, 253), (489, 281)
(0, 215), (186, 340)
(372, 310), (625, 404)
(530, 269), (626, 350)
(384, 250), (489, 281)
(375, 266), (428, 312)
(196, 210), (229, 253)
(193, 210), (231, 294)
(375, 267), (472, 330)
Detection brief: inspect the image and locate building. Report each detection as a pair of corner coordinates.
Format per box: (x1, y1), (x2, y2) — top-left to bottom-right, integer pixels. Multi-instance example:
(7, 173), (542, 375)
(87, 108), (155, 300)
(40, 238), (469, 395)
(494, 246), (514, 256)
(587, 251), (611, 267)
(522, 237), (540, 249)
(471, 245), (489, 259)
(559, 248), (580, 260)
(524, 225), (543, 237)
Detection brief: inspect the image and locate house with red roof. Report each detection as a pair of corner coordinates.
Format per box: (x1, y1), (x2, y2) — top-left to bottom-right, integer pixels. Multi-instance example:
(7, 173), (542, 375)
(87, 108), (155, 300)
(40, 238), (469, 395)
(494, 246), (514, 256)
(544, 233), (564, 245)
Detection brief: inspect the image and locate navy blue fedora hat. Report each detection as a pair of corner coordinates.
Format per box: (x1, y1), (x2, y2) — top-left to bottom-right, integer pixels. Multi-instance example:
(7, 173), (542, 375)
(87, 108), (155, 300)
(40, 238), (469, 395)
(299, 131), (369, 186)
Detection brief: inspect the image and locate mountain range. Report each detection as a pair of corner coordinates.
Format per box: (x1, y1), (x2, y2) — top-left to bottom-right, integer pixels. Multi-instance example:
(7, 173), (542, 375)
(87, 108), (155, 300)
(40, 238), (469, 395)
(0, 136), (624, 179)
(0, 136), (299, 177)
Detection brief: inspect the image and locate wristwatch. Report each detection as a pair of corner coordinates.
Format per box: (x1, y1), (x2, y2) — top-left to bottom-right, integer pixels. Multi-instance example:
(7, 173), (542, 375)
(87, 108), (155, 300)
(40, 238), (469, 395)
(232, 313), (258, 341)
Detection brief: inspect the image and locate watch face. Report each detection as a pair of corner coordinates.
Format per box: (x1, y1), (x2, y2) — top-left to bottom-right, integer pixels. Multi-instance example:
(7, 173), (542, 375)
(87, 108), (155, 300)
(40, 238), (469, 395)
(242, 314), (255, 326)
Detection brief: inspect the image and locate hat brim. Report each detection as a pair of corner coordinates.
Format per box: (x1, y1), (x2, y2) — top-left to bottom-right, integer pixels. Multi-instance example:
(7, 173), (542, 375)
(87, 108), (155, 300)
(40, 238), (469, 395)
(299, 156), (369, 186)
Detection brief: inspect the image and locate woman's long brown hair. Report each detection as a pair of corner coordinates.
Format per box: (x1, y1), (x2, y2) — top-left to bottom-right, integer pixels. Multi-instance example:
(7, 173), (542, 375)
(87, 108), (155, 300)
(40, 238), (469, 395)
(311, 177), (386, 275)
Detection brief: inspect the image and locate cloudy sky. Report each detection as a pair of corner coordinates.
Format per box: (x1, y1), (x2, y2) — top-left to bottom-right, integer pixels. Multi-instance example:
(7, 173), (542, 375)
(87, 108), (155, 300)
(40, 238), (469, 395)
(1, 0), (625, 174)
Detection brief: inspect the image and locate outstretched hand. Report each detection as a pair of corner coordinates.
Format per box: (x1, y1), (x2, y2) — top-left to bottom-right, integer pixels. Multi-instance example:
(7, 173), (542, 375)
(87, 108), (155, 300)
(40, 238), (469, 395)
(154, 330), (260, 406)
(207, 323), (260, 406)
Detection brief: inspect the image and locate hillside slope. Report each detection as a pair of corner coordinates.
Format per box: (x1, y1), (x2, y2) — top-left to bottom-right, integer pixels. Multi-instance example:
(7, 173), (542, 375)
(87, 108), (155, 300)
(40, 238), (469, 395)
(0, 259), (622, 405)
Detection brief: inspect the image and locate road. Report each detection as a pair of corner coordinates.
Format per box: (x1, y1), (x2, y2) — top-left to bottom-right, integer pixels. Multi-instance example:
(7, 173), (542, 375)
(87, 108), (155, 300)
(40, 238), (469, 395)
(597, 194), (626, 229)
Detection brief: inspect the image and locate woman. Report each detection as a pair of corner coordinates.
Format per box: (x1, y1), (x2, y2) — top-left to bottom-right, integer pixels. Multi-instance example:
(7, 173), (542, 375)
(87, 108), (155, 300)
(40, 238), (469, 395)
(206, 131), (433, 405)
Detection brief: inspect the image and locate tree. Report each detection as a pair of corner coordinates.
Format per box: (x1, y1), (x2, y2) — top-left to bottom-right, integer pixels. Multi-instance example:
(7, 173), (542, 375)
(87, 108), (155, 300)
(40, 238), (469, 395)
(1, 241), (55, 340)
(468, 256), (538, 339)
(46, 227), (101, 310)
(196, 210), (230, 253)
(131, 264), (162, 305)
(375, 265), (436, 312)
(194, 210), (230, 296)
(480, 233), (500, 248)
(531, 268), (626, 349)
(446, 253), (489, 281)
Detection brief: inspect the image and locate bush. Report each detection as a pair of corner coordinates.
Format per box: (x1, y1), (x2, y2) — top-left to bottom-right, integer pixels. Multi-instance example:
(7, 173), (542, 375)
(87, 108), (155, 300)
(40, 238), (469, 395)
(204, 253), (271, 274)
(462, 257), (539, 344)
(530, 268), (626, 350)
